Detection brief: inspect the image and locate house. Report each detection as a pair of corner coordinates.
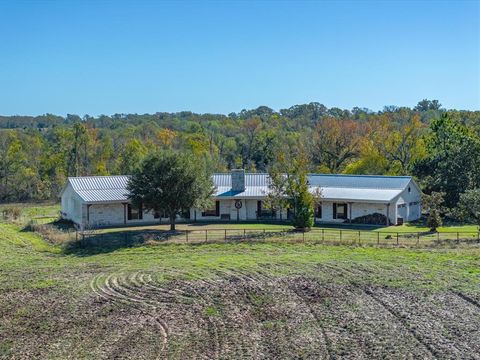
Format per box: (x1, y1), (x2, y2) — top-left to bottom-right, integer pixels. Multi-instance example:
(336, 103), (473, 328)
(60, 169), (422, 229)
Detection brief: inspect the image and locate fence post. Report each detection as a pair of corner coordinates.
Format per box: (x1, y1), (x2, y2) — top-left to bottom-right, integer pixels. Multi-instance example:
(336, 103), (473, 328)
(340, 230), (342, 242)
(224, 229), (227, 242)
(244, 229), (246, 241)
(417, 232), (420, 246)
(186, 230), (188, 243)
(457, 232), (459, 243)
(205, 230), (208, 243)
(477, 231), (479, 243)
(302, 231), (305, 243)
(396, 232), (399, 245)
(322, 229), (325, 243)
(377, 232), (380, 245)
(358, 231), (361, 245)
(437, 232), (440, 242)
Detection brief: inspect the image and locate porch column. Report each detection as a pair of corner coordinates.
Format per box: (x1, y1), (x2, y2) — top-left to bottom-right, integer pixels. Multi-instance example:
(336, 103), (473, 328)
(86, 204), (92, 225)
(348, 202), (353, 223)
(122, 203), (127, 224)
(386, 203), (390, 226)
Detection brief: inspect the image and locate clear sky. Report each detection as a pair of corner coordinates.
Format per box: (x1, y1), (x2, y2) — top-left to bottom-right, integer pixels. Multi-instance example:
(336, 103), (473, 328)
(0, 0), (478, 116)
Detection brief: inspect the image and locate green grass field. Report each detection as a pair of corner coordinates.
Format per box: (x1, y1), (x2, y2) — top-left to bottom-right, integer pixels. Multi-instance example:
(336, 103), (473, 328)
(1, 217), (479, 358)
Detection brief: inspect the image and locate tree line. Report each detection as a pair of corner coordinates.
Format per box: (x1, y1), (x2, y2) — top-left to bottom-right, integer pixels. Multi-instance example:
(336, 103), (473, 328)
(1, 100), (479, 224)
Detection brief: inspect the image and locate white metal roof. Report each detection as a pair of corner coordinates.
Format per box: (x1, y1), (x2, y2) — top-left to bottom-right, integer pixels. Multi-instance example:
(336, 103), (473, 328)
(67, 176), (130, 203)
(65, 173), (413, 204)
(213, 173), (412, 202)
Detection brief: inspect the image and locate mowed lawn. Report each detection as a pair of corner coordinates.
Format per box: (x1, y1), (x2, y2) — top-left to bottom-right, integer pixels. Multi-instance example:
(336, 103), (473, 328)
(0, 220), (480, 359)
(1, 202), (478, 233)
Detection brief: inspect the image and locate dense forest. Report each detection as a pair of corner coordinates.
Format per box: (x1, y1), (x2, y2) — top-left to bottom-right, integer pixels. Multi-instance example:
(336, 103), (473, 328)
(1, 99), (480, 210)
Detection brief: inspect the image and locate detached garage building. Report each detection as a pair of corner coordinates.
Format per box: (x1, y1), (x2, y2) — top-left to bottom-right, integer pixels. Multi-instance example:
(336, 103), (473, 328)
(60, 170), (422, 229)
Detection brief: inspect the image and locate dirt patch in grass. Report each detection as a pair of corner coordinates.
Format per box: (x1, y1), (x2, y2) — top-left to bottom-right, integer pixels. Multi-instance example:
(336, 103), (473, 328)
(2, 268), (479, 359)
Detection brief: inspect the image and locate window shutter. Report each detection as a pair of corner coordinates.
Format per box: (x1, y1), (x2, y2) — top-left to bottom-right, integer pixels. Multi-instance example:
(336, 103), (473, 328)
(333, 203), (337, 219)
(257, 200), (261, 216)
(215, 201), (220, 216)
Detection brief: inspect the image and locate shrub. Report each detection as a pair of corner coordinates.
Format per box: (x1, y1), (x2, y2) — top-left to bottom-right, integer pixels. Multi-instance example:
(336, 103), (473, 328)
(350, 213), (387, 225)
(27, 222), (74, 245)
(1, 206), (22, 220)
(422, 192), (446, 232)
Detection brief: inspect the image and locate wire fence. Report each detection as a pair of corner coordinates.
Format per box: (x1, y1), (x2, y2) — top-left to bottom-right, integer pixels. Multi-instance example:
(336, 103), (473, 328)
(75, 227), (480, 248)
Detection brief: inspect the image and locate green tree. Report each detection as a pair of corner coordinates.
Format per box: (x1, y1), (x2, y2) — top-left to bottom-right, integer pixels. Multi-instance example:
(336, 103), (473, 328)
(414, 99), (442, 112)
(413, 115), (480, 208)
(67, 122), (88, 176)
(268, 150), (318, 229)
(127, 152), (214, 230)
(116, 138), (147, 174)
(422, 192), (446, 232)
(455, 189), (480, 231)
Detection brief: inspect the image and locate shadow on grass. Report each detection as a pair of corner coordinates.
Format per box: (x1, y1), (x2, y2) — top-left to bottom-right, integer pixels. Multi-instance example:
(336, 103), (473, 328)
(62, 228), (301, 256)
(186, 220), (293, 227)
(63, 229), (186, 256)
(312, 223), (386, 231)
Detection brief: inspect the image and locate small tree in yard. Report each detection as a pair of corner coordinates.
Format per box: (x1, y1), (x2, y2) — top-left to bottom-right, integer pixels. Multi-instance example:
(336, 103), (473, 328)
(455, 189), (480, 231)
(127, 152), (214, 231)
(268, 149), (319, 230)
(289, 171), (315, 229)
(264, 170), (289, 221)
(422, 191), (446, 232)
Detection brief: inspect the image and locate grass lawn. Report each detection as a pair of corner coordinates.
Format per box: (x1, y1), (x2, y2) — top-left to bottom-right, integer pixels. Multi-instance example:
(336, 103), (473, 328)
(0, 202), (60, 224)
(0, 220), (479, 358)
(378, 223), (480, 233)
(98, 220), (479, 234)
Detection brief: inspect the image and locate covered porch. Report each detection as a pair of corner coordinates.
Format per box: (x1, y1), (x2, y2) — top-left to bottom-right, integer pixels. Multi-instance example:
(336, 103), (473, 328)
(314, 201), (396, 226)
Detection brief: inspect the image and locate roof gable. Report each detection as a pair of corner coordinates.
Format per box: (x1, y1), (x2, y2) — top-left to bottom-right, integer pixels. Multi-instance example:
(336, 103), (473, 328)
(66, 176), (130, 203)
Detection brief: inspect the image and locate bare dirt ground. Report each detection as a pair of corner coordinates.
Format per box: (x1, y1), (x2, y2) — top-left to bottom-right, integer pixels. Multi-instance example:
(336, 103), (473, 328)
(3, 268), (479, 360)
(1, 220), (479, 360)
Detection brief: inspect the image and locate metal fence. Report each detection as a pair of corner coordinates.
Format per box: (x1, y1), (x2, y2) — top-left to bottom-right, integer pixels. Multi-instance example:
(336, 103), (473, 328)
(76, 227), (480, 248)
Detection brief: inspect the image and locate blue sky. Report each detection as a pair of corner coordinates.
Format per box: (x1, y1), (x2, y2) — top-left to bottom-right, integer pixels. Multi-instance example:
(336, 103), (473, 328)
(0, 0), (478, 116)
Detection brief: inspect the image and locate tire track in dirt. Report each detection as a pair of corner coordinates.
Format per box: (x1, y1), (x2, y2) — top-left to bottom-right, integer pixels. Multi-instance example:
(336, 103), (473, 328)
(454, 291), (480, 310)
(287, 281), (333, 360)
(219, 267), (330, 359)
(119, 269), (225, 359)
(89, 272), (169, 357)
(319, 264), (439, 359)
(362, 287), (439, 359)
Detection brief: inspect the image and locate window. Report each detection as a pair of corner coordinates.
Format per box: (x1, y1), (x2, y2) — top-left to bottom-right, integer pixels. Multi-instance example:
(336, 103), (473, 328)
(257, 200), (276, 219)
(333, 203), (347, 219)
(316, 204), (322, 218)
(153, 210), (165, 219)
(398, 203), (406, 208)
(287, 207), (294, 220)
(202, 201), (220, 217)
(127, 203), (143, 220)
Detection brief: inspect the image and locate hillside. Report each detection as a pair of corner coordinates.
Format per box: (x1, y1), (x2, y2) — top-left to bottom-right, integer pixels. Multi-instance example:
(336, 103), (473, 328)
(1, 100), (480, 205)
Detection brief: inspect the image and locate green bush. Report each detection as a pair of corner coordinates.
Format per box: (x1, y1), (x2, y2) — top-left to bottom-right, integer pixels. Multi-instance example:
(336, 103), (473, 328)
(1, 206), (21, 220)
